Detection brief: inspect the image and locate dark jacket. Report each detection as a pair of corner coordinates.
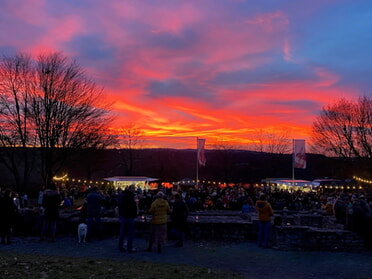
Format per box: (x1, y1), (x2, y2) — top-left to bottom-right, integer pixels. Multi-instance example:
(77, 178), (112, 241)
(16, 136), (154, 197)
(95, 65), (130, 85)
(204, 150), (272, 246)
(0, 193), (18, 225)
(86, 190), (105, 217)
(42, 189), (61, 220)
(171, 199), (189, 230)
(118, 190), (138, 218)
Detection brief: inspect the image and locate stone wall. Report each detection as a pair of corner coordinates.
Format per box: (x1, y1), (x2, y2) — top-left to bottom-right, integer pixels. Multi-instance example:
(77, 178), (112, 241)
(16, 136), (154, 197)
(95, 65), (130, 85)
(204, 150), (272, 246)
(273, 225), (364, 251)
(14, 208), (366, 251)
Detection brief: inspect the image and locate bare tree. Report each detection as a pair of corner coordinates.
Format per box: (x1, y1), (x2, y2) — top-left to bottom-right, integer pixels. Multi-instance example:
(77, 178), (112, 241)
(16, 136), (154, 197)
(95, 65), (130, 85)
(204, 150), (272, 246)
(0, 54), (37, 191)
(249, 128), (292, 178)
(354, 96), (372, 157)
(117, 123), (144, 176)
(251, 128), (292, 154)
(210, 137), (240, 182)
(0, 52), (117, 189)
(312, 96), (372, 159)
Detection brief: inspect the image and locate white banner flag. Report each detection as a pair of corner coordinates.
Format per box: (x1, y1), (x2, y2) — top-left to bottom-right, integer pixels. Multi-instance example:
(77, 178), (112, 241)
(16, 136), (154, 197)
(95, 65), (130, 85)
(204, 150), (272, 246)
(294, 139), (306, 169)
(197, 138), (206, 166)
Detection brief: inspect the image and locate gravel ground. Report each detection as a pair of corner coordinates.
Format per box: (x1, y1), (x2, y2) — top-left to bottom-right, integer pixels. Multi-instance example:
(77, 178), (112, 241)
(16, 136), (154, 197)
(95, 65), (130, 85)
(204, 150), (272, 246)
(1, 236), (372, 279)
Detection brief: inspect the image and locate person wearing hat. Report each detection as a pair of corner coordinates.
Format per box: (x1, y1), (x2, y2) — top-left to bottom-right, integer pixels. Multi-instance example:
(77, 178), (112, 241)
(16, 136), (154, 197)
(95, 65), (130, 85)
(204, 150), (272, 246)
(146, 191), (170, 253)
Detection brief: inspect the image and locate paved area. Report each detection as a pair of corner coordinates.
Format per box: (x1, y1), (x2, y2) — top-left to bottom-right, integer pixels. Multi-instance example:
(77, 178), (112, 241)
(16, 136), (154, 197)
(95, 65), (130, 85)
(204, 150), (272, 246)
(1, 236), (372, 279)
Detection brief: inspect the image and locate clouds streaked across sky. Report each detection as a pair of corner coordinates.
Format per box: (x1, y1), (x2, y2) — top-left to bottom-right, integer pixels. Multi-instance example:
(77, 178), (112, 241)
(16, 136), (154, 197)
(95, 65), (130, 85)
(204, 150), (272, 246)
(1, 0), (371, 149)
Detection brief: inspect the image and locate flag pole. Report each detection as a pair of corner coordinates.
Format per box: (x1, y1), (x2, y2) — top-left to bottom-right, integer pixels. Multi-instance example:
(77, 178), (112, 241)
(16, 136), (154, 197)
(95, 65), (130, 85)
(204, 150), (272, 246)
(292, 139), (295, 187)
(196, 137), (199, 189)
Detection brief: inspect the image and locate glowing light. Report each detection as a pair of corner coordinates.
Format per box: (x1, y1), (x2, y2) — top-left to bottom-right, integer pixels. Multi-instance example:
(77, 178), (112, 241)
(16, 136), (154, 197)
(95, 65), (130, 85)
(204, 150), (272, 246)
(53, 174), (68, 181)
(353, 175), (372, 185)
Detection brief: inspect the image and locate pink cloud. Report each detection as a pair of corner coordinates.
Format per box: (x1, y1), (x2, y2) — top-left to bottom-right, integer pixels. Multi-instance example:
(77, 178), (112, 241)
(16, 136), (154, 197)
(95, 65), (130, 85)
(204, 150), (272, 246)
(3, 0), (46, 26)
(313, 67), (340, 87)
(30, 15), (84, 55)
(246, 10), (289, 33)
(283, 38), (293, 62)
(1, 0), (369, 149)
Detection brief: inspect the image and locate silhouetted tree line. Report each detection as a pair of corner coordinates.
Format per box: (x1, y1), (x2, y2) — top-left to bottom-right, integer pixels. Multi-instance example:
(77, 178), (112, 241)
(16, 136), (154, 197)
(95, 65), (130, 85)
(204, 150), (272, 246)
(65, 148), (367, 184)
(0, 147), (362, 194)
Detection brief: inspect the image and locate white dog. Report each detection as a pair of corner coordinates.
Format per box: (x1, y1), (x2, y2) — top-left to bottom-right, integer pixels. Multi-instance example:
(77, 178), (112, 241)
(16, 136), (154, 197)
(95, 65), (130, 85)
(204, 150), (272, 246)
(78, 223), (87, 243)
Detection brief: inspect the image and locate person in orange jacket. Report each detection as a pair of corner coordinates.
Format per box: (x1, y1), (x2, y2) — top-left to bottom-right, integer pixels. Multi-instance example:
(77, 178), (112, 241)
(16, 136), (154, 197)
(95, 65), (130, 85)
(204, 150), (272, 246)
(256, 194), (274, 248)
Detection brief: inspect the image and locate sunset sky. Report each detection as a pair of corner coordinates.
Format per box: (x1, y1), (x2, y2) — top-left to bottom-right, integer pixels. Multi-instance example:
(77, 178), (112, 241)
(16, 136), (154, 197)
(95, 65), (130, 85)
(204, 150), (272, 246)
(1, 0), (371, 149)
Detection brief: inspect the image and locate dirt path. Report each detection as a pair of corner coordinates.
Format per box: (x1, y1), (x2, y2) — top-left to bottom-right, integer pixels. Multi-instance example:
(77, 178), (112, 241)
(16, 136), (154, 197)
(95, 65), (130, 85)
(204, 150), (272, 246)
(1, 236), (372, 279)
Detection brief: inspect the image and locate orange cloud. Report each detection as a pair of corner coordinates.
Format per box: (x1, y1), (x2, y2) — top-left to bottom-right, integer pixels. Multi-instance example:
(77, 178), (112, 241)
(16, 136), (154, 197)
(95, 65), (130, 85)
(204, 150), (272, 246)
(2, 1), (368, 149)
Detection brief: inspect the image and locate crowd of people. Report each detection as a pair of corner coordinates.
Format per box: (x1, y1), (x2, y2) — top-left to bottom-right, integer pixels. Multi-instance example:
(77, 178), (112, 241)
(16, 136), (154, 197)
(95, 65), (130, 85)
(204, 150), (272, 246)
(0, 183), (371, 251)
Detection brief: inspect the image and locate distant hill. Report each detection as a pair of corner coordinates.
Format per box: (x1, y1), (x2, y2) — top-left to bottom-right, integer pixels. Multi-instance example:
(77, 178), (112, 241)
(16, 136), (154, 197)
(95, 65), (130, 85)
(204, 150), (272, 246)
(0, 147), (356, 191)
(64, 148), (353, 184)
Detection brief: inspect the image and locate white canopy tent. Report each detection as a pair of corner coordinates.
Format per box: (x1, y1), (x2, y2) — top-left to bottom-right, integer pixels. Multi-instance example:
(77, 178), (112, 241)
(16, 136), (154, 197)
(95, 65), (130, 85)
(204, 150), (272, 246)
(103, 176), (159, 190)
(266, 178), (320, 191)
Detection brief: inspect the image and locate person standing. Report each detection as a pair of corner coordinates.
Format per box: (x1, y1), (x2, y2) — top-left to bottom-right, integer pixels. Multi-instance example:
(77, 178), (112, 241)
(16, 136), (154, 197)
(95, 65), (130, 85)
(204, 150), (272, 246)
(86, 186), (105, 241)
(147, 191), (170, 253)
(41, 183), (61, 242)
(13, 192), (21, 210)
(256, 194), (274, 248)
(117, 186), (138, 253)
(171, 193), (189, 247)
(21, 192), (28, 208)
(38, 187), (44, 207)
(0, 189), (18, 244)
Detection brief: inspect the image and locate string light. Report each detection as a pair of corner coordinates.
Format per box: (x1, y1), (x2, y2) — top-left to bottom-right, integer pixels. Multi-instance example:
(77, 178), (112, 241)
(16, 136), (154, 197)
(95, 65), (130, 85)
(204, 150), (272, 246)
(51, 175), (368, 190)
(353, 175), (372, 184)
(52, 174), (68, 181)
(52, 176), (112, 186)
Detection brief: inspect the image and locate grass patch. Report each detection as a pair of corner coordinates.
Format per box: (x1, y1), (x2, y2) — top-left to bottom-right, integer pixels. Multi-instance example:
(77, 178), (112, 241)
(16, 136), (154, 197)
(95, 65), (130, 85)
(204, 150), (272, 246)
(0, 251), (244, 279)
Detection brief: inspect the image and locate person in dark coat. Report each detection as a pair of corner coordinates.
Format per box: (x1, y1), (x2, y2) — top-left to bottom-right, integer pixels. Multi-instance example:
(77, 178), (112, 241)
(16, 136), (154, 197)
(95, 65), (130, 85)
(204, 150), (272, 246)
(171, 193), (189, 247)
(0, 189), (18, 244)
(86, 186), (105, 241)
(40, 183), (61, 242)
(117, 186), (138, 253)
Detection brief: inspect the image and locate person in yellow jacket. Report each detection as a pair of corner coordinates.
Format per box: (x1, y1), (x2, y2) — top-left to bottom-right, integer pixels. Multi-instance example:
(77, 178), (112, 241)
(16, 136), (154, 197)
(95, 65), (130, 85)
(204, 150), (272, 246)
(146, 191), (170, 253)
(255, 194), (274, 248)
